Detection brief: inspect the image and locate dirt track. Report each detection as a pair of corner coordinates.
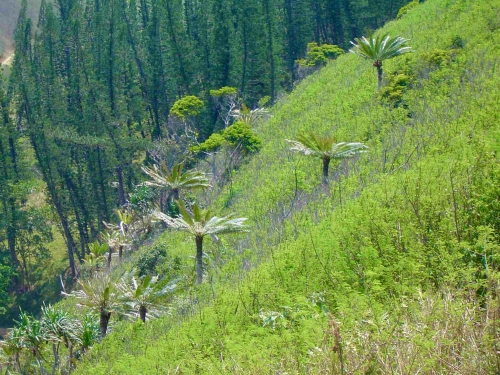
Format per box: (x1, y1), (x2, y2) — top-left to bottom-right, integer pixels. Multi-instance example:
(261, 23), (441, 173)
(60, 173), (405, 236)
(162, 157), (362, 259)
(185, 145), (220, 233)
(1, 53), (14, 66)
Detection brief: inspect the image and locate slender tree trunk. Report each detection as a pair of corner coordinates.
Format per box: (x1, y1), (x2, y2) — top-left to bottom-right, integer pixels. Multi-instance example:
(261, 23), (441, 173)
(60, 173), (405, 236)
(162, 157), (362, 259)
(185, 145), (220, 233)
(195, 236), (204, 284)
(97, 147), (109, 222)
(15, 352), (22, 374)
(322, 158), (331, 184)
(139, 305), (147, 323)
(106, 246), (113, 272)
(51, 343), (59, 375)
(68, 344), (74, 372)
(375, 61), (383, 90)
(118, 245), (123, 261)
(100, 309), (111, 338)
(116, 166), (127, 206)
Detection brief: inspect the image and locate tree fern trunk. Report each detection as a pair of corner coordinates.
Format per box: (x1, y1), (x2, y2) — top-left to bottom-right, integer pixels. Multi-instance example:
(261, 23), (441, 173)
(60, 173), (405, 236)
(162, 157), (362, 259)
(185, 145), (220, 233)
(100, 309), (111, 338)
(139, 305), (147, 323)
(322, 158), (330, 184)
(376, 64), (383, 90)
(196, 236), (204, 284)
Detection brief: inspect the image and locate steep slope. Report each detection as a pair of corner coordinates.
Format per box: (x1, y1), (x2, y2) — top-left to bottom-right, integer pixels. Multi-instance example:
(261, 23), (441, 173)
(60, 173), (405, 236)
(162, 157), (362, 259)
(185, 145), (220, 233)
(75, 0), (500, 373)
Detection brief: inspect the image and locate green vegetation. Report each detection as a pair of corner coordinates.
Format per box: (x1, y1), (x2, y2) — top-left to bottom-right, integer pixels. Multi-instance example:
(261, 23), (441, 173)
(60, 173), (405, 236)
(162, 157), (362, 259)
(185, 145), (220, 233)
(62, 0), (498, 373)
(170, 96), (204, 120)
(117, 271), (177, 322)
(296, 42), (344, 67)
(0, 0), (410, 324)
(155, 201), (248, 284)
(286, 132), (367, 183)
(350, 34), (413, 90)
(65, 276), (123, 339)
(141, 162), (210, 211)
(1, 0), (500, 374)
(193, 121), (263, 155)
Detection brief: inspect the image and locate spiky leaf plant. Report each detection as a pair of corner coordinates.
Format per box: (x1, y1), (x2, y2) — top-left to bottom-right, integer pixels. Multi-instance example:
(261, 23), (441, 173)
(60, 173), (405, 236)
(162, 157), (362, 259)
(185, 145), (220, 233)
(350, 34), (412, 90)
(154, 201), (248, 283)
(229, 106), (270, 127)
(142, 162), (210, 211)
(286, 132), (368, 183)
(64, 275), (122, 338)
(41, 304), (80, 373)
(117, 270), (177, 322)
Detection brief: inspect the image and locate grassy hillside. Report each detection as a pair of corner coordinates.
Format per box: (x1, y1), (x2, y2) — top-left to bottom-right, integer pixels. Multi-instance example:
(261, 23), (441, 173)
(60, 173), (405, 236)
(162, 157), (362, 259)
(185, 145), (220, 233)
(52, 0), (500, 373)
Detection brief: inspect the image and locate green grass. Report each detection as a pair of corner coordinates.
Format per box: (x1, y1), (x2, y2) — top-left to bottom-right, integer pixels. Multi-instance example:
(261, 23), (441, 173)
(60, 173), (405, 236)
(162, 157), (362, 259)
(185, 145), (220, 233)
(64, 0), (500, 373)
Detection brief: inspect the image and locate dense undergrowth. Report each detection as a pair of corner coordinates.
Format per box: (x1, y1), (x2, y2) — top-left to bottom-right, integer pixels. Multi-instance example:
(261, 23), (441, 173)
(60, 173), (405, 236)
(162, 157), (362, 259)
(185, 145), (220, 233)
(4, 0), (500, 373)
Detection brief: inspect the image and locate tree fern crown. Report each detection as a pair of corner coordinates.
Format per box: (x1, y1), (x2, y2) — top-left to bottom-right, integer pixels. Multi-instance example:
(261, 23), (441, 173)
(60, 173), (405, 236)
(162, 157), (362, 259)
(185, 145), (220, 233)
(349, 34), (413, 65)
(286, 132), (368, 161)
(154, 201), (248, 239)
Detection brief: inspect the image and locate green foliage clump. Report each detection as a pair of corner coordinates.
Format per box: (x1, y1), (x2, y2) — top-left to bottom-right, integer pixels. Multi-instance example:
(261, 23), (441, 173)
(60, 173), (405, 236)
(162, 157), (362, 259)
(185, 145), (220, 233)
(450, 35), (465, 49)
(170, 96), (204, 119)
(210, 86), (237, 97)
(297, 42), (344, 67)
(136, 244), (168, 276)
(0, 253), (15, 314)
(222, 121), (262, 154)
(258, 96), (271, 107)
(397, 0), (419, 19)
(191, 133), (226, 153)
(136, 242), (184, 279)
(192, 121), (262, 155)
(420, 48), (454, 66)
(380, 70), (414, 107)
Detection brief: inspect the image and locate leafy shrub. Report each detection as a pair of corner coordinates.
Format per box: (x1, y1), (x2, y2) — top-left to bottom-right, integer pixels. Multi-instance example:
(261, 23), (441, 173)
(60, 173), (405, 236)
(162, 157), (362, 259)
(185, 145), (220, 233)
(397, 0), (419, 19)
(192, 133), (226, 154)
(192, 121), (262, 155)
(136, 242), (184, 280)
(296, 42), (344, 67)
(136, 244), (168, 276)
(0, 252), (15, 315)
(210, 86), (237, 97)
(222, 121), (262, 154)
(420, 48), (454, 66)
(170, 95), (204, 119)
(380, 72), (413, 107)
(450, 35), (465, 49)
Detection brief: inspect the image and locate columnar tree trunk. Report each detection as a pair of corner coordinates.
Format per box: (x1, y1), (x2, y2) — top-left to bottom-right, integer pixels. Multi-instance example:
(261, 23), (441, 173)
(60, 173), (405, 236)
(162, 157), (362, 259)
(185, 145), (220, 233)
(116, 166), (127, 206)
(322, 157), (331, 184)
(172, 188), (179, 200)
(107, 246), (113, 272)
(374, 61), (383, 90)
(52, 342), (59, 375)
(139, 305), (147, 323)
(100, 309), (111, 338)
(195, 236), (204, 284)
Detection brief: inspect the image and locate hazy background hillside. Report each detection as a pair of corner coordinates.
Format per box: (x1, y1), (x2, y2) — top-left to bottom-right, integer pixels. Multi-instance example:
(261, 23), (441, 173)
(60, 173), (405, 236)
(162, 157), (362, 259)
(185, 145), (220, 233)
(0, 0), (41, 61)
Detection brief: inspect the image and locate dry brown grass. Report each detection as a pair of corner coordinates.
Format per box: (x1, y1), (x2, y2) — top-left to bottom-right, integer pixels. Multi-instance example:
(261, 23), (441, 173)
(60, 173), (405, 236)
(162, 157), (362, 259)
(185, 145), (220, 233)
(263, 289), (499, 375)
